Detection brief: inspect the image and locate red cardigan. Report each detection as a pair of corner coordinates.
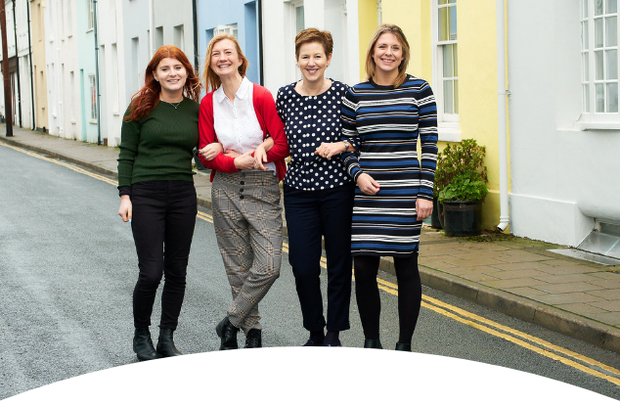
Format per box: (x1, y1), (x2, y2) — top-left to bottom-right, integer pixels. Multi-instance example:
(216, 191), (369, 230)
(198, 83), (289, 182)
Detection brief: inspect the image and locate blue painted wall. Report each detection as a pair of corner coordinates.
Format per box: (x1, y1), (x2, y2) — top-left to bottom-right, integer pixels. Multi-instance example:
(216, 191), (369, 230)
(197, 0), (261, 87)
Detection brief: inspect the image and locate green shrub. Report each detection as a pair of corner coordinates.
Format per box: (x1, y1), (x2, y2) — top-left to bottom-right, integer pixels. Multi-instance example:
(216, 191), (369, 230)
(435, 138), (488, 198)
(438, 172), (489, 203)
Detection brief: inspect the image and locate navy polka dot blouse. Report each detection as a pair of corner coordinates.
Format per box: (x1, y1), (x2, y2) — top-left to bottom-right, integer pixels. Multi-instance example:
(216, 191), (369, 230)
(276, 79), (352, 191)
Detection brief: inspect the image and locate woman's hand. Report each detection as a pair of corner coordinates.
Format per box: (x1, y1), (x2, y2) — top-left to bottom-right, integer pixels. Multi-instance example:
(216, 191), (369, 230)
(315, 141), (347, 159)
(224, 149), (240, 158)
(199, 143), (224, 161)
(118, 195), (132, 223)
(234, 150), (256, 170)
(357, 173), (381, 195)
(416, 198), (433, 221)
(254, 139), (273, 171)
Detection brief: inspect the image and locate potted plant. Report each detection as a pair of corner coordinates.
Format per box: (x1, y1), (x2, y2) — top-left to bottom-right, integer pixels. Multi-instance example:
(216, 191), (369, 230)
(435, 139), (488, 236)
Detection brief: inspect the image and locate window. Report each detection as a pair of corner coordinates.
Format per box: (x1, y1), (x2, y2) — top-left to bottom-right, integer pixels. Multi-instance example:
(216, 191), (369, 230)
(155, 27), (164, 51)
(285, 1), (305, 82)
(436, 0), (458, 121)
(581, 0), (619, 124)
(214, 24), (238, 38)
(87, 0), (94, 31)
(174, 24), (185, 50)
(89, 74), (97, 121)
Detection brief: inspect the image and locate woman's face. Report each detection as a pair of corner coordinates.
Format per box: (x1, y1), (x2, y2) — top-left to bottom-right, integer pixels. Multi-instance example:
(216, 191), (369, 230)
(371, 32), (404, 76)
(210, 39), (243, 79)
(296, 41), (332, 84)
(153, 57), (188, 94)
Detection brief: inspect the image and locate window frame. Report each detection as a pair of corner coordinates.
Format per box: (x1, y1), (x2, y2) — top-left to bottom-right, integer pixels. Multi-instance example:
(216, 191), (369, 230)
(580, 0), (620, 129)
(89, 74), (98, 122)
(213, 24), (239, 39)
(432, 0), (461, 141)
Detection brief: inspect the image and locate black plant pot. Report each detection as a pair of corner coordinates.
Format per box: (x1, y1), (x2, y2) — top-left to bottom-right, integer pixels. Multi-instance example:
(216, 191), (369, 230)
(442, 201), (482, 237)
(431, 196), (443, 229)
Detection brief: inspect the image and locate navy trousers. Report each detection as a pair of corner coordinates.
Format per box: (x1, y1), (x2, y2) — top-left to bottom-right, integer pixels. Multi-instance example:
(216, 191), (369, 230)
(284, 183), (354, 332)
(130, 180), (197, 330)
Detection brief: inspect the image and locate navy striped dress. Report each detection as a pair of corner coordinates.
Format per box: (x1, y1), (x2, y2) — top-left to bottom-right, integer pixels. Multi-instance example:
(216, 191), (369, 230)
(340, 75), (438, 257)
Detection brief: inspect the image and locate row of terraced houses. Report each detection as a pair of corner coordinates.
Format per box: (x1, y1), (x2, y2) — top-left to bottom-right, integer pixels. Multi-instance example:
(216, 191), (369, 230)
(1, 0), (619, 260)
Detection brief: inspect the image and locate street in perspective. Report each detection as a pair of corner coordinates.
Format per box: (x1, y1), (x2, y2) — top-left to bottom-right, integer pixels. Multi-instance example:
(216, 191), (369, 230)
(1, 131), (620, 402)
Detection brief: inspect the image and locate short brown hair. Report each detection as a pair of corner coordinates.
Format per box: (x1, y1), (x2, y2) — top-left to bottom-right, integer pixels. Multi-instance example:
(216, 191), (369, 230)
(365, 24), (411, 88)
(295, 28), (333, 58)
(202, 34), (249, 91)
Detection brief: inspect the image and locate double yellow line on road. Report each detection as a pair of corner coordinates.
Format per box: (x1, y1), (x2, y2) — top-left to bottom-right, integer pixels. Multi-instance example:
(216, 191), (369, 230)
(5, 140), (620, 388)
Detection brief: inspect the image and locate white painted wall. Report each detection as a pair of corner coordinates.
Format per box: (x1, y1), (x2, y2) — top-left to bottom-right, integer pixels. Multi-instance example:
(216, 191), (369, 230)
(507, 0), (620, 247)
(152, 0), (196, 59)
(262, 0), (359, 96)
(97, 0), (126, 147)
(45, 0), (80, 139)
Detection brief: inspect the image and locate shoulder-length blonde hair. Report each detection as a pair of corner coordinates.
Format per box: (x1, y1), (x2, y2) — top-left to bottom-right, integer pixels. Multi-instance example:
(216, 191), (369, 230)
(201, 34), (249, 91)
(365, 24), (410, 88)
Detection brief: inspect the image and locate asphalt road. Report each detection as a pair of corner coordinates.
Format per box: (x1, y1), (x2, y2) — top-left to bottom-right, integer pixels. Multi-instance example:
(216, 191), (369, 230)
(1, 144), (620, 402)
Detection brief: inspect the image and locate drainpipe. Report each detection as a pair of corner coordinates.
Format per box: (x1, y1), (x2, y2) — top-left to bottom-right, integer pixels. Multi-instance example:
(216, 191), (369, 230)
(0, 0), (13, 136)
(93, 0), (101, 145)
(149, 0), (154, 55)
(258, 0), (263, 85)
(27, 0), (35, 130)
(496, 0), (510, 232)
(12, 0), (22, 128)
(192, 0), (199, 74)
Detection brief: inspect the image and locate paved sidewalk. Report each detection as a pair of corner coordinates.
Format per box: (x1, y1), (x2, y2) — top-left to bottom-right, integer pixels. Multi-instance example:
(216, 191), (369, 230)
(2, 125), (620, 354)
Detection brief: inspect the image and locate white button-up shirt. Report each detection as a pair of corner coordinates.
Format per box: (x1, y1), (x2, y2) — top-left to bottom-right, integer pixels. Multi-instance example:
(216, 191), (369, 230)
(213, 77), (276, 173)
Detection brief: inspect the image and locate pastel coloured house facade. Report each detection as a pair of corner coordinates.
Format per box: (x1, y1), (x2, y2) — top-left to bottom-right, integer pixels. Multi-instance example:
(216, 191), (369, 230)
(508, 0), (620, 256)
(261, 0), (361, 95)
(197, 0), (262, 88)
(361, 0), (507, 232)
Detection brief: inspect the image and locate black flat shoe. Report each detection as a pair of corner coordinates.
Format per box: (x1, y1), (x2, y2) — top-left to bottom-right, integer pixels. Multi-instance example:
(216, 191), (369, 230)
(245, 329), (262, 348)
(157, 328), (183, 357)
(395, 342), (412, 351)
(363, 338), (383, 349)
(303, 339), (324, 346)
(216, 316), (239, 350)
(133, 328), (161, 361)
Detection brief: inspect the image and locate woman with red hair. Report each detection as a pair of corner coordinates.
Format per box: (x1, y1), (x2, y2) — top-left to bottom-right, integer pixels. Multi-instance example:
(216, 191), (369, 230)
(117, 45), (201, 361)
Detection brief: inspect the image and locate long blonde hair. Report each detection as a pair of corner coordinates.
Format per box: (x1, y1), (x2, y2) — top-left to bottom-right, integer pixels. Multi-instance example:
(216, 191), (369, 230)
(365, 24), (411, 88)
(201, 34), (249, 91)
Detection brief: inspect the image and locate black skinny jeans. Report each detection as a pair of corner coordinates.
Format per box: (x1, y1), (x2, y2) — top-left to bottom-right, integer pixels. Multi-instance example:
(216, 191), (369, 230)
(130, 180), (197, 330)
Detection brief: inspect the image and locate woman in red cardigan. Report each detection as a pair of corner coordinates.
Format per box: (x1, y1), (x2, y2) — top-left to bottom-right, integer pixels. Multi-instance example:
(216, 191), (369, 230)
(198, 33), (289, 350)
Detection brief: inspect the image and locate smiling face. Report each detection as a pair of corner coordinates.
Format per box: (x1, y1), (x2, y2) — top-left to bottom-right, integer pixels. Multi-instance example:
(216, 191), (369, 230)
(152, 57), (187, 96)
(209, 39), (243, 80)
(371, 32), (404, 77)
(296, 41), (332, 84)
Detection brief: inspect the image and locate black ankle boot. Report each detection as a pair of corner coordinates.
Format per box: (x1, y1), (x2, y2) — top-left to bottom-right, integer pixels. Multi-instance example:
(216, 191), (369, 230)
(245, 329), (262, 348)
(133, 328), (161, 361)
(157, 328), (183, 357)
(363, 338), (383, 349)
(215, 316), (239, 350)
(395, 342), (412, 351)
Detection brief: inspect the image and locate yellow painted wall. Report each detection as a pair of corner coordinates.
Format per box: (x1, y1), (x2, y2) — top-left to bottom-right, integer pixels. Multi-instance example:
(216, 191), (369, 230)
(365, 0), (505, 230)
(381, 0), (433, 81)
(358, 0), (378, 81)
(457, 0), (500, 229)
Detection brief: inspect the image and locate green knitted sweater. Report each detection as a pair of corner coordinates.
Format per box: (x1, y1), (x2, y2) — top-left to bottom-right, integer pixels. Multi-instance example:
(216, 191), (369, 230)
(117, 98), (199, 194)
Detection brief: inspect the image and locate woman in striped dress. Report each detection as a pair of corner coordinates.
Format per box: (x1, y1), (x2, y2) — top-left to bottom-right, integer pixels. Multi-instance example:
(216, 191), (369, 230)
(336, 24), (438, 351)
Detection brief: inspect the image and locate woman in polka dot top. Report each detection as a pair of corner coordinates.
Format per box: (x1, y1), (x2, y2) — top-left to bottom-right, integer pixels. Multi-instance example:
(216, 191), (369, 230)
(275, 28), (355, 347)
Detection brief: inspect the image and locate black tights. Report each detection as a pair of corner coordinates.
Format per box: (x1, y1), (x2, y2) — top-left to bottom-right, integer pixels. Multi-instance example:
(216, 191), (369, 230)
(353, 253), (422, 344)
